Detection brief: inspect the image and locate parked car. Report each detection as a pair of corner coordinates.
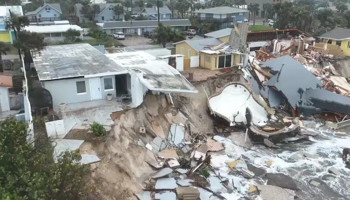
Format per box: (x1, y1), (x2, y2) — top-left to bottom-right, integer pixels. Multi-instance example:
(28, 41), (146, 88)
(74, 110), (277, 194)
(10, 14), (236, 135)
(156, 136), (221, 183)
(268, 19), (275, 26)
(186, 29), (197, 36)
(113, 32), (125, 40)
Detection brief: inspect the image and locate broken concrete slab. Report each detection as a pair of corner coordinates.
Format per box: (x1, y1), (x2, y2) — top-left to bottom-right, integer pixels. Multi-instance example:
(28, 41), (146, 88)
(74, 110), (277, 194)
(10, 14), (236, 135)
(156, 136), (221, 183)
(257, 185), (295, 200)
(168, 124), (185, 146)
(176, 168), (189, 174)
(80, 154), (100, 165)
(208, 176), (226, 193)
(151, 121), (167, 139)
(328, 167), (341, 176)
(177, 179), (193, 187)
(155, 191), (176, 200)
(52, 139), (84, 162)
(165, 111), (188, 125)
(240, 168), (255, 179)
(228, 160), (247, 171)
(152, 167), (173, 179)
(206, 139), (224, 152)
(168, 159), (180, 168)
(158, 149), (179, 159)
(266, 173), (298, 190)
(192, 144), (208, 161)
(309, 178), (345, 199)
(176, 187), (200, 200)
(136, 191), (152, 200)
(149, 137), (166, 153)
(246, 163), (266, 177)
(155, 178), (177, 190)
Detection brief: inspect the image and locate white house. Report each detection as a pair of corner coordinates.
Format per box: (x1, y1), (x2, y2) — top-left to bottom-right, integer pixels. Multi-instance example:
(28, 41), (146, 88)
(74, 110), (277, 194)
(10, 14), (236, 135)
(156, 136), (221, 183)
(25, 3), (62, 22)
(0, 74), (12, 113)
(24, 23), (83, 43)
(31, 44), (196, 111)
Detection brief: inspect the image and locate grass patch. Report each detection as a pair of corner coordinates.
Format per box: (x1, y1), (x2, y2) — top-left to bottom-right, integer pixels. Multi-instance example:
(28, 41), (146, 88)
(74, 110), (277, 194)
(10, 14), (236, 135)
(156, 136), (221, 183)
(249, 25), (274, 32)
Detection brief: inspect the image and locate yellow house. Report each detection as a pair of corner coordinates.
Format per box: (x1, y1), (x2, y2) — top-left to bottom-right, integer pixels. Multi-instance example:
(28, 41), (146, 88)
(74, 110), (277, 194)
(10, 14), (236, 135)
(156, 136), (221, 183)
(200, 46), (244, 70)
(319, 28), (350, 56)
(0, 31), (15, 43)
(204, 28), (232, 43)
(174, 38), (222, 68)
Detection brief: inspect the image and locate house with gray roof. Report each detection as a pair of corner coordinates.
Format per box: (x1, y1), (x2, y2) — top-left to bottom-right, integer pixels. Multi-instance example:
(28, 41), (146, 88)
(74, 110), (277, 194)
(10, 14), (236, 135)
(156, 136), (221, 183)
(142, 6), (171, 20)
(319, 27), (350, 56)
(25, 3), (62, 22)
(97, 19), (191, 35)
(75, 3), (124, 23)
(194, 6), (248, 28)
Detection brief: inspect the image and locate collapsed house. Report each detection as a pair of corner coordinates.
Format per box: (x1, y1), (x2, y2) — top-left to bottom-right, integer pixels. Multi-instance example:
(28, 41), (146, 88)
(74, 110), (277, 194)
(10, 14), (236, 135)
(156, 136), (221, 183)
(31, 43), (197, 114)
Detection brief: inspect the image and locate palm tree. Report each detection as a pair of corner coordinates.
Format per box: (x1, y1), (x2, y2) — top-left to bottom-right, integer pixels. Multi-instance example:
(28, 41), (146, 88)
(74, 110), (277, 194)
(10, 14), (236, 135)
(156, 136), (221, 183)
(0, 42), (10, 72)
(248, 3), (260, 25)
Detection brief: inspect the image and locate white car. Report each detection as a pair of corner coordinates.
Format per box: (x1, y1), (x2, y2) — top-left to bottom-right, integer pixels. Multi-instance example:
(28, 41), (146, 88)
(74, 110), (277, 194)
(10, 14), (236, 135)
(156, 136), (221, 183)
(113, 32), (125, 40)
(268, 19), (275, 26)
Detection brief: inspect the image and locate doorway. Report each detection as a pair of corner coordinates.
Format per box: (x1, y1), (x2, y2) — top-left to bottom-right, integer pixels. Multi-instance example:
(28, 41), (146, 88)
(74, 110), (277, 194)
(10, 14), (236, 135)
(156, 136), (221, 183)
(115, 74), (130, 97)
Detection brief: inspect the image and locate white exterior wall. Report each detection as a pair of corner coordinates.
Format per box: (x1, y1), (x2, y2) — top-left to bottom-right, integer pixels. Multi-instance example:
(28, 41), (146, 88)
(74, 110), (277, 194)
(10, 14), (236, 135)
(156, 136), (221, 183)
(176, 56), (184, 71)
(0, 87), (10, 112)
(36, 5), (61, 19)
(130, 72), (148, 107)
(213, 14), (221, 19)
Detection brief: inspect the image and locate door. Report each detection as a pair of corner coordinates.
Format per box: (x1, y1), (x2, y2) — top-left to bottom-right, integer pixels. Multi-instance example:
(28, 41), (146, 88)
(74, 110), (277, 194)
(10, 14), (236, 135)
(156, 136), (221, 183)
(89, 78), (102, 100)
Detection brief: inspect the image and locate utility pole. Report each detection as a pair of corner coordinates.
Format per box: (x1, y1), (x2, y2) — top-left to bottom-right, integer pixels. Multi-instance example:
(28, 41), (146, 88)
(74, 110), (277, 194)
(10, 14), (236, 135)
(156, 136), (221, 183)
(157, 0), (160, 25)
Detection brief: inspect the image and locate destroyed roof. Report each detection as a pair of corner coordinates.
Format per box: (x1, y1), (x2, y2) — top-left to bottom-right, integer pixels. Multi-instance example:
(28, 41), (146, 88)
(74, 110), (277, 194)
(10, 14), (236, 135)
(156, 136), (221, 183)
(194, 6), (249, 14)
(32, 43), (127, 81)
(107, 51), (197, 93)
(99, 19), (191, 29)
(205, 28), (232, 38)
(300, 88), (350, 116)
(175, 38), (223, 52)
(319, 28), (350, 40)
(263, 56), (322, 108)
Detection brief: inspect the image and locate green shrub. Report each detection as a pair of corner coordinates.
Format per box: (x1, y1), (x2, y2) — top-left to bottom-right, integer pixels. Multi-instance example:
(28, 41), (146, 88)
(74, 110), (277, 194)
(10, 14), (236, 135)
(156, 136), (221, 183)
(90, 122), (107, 137)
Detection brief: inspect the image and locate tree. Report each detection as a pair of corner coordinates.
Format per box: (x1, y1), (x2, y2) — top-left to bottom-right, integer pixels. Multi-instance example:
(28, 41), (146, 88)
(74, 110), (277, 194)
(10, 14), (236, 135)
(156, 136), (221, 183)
(81, 4), (100, 21)
(0, 0), (21, 4)
(155, 24), (185, 47)
(0, 42), (10, 72)
(64, 29), (81, 42)
(335, 1), (348, 14)
(176, 0), (191, 18)
(262, 3), (274, 22)
(0, 118), (88, 200)
(248, 3), (259, 25)
(168, 0), (177, 17)
(114, 4), (124, 20)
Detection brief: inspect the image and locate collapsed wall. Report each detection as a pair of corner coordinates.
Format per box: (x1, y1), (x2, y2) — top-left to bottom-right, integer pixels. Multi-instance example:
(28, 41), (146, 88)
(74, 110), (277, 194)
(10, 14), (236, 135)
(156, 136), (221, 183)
(87, 71), (240, 199)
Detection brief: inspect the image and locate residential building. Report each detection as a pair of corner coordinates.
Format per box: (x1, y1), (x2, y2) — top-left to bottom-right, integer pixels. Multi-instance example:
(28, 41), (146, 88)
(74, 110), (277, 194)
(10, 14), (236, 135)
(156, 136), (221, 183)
(142, 6), (172, 20)
(0, 74), (12, 113)
(245, 0), (271, 18)
(319, 28), (350, 56)
(0, 5), (23, 43)
(199, 45), (244, 70)
(205, 28), (232, 43)
(75, 3), (124, 23)
(194, 6), (248, 28)
(98, 19), (191, 35)
(31, 43), (196, 111)
(25, 3), (62, 22)
(174, 38), (222, 68)
(24, 22), (83, 43)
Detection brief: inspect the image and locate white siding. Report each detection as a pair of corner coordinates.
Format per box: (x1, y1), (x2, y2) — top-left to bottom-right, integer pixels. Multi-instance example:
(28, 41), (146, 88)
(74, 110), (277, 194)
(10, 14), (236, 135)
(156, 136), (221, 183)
(0, 87), (10, 112)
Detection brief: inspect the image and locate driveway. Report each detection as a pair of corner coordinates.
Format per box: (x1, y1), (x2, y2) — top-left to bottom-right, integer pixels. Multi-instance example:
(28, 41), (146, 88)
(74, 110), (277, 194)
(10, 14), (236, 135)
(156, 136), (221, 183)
(119, 36), (153, 47)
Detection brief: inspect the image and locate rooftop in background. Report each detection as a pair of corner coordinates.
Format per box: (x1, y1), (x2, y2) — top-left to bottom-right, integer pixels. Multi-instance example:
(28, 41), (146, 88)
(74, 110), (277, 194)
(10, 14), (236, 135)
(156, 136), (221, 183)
(0, 5), (23, 17)
(175, 38), (223, 51)
(107, 51), (197, 93)
(143, 6), (171, 15)
(319, 28), (350, 40)
(98, 19), (191, 29)
(26, 3), (62, 15)
(0, 73), (13, 88)
(24, 24), (83, 33)
(32, 43), (127, 81)
(194, 6), (249, 14)
(205, 28), (232, 39)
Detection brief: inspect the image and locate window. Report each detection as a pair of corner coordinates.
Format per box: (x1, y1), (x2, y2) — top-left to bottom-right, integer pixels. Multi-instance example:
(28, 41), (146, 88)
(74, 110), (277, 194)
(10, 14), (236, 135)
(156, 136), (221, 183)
(102, 16), (105, 20)
(39, 14), (41, 18)
(54, 14), (57, 17)
(76, 81), (86, 94)
(113, 15), (115, 19)
(348, 41), (350, 48)
(218, 55), (232, 68)
(104, 78), (113, 90)
(328, 39), (332, 44)
(336, 41), (342, 46)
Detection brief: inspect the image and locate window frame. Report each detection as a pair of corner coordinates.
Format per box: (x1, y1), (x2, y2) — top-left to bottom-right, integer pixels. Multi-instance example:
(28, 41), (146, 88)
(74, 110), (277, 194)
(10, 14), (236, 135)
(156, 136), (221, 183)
(104, 77), (114, 91)
(76, 80), (87, 95)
